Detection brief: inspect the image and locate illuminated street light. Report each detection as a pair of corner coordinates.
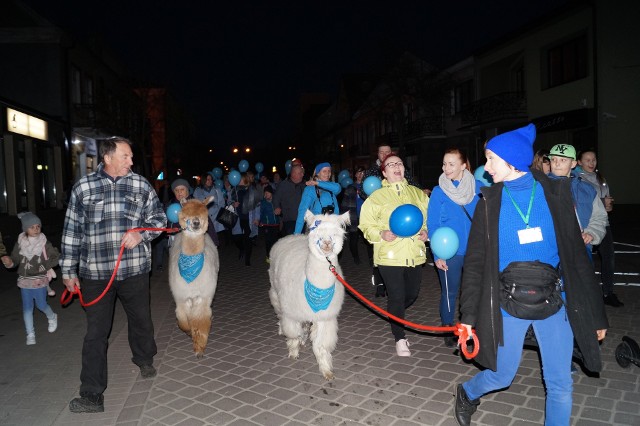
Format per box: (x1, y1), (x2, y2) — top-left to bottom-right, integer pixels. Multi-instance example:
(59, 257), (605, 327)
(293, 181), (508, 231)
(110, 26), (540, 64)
(245, 147), (251, 153)
(232, 147), (239, 153)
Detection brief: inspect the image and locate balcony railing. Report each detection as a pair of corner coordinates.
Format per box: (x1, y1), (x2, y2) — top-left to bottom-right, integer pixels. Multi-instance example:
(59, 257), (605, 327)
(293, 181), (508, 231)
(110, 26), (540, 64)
(404, 114), (445, 139)
(460, 92), (527, 127)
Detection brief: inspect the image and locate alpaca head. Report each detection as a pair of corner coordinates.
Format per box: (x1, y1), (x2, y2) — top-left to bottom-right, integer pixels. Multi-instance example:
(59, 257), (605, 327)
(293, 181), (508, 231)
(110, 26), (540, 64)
(179, 197), (214, 235)
(304, 210), (350, 260)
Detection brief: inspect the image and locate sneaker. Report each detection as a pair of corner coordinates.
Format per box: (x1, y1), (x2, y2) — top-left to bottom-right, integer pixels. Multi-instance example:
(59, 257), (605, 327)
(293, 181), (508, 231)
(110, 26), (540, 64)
(396, 338), (411, 357)
(140, 364), (157, 379)
(603, 293), (624, 307)
(26, 333), (36, 345)
(69, 393), (104, 413)
(265, 257), (270, 264)
(48, 313), (58, 333)
(47, 286), (56, 297)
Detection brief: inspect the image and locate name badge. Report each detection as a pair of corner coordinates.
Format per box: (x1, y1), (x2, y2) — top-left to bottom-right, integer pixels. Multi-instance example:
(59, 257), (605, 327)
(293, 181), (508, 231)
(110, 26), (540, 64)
(517, 226), (543, 244)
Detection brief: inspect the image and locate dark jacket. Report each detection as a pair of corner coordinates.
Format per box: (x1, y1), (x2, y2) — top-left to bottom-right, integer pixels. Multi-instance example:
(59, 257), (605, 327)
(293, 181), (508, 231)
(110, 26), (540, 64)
(460, 169), (609, 373)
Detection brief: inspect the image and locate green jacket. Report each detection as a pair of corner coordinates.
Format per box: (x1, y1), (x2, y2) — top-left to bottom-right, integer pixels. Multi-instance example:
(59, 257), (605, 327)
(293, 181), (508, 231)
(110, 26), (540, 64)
(359, 179), (429, 267)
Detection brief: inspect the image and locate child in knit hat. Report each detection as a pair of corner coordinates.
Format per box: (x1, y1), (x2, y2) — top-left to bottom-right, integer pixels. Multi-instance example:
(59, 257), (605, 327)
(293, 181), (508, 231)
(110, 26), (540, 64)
(2, 212), (60, 345)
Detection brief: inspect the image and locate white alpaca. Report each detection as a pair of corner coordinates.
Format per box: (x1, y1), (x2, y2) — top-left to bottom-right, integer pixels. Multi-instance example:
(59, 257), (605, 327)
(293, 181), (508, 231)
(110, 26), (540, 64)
(269, 210), (350, 380)
(168, 197), (220, 358)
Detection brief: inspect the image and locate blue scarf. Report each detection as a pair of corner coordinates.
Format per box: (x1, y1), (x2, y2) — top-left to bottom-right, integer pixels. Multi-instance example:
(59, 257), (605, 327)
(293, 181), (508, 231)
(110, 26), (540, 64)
(178, 252), (204, 284)
(304, 278), (335, 312)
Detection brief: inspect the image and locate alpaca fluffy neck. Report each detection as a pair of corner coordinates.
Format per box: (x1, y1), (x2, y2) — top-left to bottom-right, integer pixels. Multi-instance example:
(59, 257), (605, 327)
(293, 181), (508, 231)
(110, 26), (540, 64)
(304, 255), (335, 288)
(181, 232), (205, 256)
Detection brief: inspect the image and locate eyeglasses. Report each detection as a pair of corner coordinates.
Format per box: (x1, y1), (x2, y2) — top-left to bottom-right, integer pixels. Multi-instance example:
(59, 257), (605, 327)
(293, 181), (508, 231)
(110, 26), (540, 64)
(384, 161), (404, 169)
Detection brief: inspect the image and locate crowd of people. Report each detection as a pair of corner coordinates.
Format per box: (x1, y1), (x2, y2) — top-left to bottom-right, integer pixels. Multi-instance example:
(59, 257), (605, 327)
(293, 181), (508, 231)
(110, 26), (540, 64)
(2, 125), (624, 423)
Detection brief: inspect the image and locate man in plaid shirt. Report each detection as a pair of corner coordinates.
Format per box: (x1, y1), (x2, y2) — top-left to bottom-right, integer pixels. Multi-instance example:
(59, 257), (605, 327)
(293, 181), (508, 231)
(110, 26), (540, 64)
(61, 137), (167, 413)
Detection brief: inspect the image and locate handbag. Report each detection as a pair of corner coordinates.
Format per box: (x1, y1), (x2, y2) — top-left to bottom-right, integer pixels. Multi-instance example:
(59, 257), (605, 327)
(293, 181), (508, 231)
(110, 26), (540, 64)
(499, 260), (564, 320)
(216, 205), (238, 229)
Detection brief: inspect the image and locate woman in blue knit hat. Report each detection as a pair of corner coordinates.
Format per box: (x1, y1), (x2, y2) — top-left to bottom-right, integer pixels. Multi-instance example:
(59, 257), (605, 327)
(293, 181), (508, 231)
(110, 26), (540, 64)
(452, 124), (609, 426)
(293, 162), (341, 234)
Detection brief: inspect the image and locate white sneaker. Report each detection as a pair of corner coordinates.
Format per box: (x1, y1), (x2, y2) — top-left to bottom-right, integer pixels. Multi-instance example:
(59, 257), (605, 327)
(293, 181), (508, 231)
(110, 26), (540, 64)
(48, 313), (58, 333)
(26, 333), (36, 345)
(396, 338), (411, 357)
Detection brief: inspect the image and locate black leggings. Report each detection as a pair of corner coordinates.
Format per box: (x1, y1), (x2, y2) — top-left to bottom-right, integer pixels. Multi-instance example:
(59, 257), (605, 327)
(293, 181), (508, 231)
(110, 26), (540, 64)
(377, 265), (422, 341)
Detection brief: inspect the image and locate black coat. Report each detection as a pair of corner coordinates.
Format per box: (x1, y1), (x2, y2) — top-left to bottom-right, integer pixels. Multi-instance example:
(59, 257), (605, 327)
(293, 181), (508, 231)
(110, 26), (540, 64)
(460, 169), (609, 373)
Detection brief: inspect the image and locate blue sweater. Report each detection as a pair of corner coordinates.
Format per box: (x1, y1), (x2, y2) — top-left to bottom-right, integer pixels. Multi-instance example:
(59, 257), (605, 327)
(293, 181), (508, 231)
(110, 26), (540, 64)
(427, 180), (483, 260)
(498, 173), (559, 271)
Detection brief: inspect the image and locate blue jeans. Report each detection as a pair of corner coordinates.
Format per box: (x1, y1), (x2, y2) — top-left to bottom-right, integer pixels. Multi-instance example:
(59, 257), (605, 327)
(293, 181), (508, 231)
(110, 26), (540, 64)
(79, 274), (156, 396)
(21, 287), (55, 335)
(463, 307), (574, 425)
(437, 254), (464, 325)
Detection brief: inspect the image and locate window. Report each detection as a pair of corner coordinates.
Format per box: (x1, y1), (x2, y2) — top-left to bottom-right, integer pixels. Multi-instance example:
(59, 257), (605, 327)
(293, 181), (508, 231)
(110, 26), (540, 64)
(543, 34), (588, 89)
(454, 79), (474, 114)
(71, 66), (81, 104)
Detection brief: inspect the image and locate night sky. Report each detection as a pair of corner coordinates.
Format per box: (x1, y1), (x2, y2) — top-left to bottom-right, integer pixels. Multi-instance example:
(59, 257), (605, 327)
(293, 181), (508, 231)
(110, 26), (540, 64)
(23, 0), (566, 157)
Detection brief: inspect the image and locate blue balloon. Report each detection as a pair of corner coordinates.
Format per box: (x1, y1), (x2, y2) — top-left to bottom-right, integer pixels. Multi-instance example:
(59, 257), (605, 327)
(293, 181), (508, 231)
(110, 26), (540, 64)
(214, 179), (224, 189)
(228, 170), (241, 186)
(255, 162), (264, 173)
(285, 160), (293, 175)
(363, 176), (382, 195)
(166, 203), (181, 223)
(474, 165), (493, 186)
(212, 167), (223, 179)
(337, 169), (350, 183)
(340, 177), (353, 189)
(389, 204), (423, 238)
(238, 160), (249, 173)
(430, 227), (460, 260)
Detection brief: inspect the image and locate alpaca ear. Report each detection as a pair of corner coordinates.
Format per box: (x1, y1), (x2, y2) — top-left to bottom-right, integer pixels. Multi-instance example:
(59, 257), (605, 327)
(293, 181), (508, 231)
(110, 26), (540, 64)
(338, 211), (351, 228)
(304, 209), (315, 226)
(203, 196), (215, 206)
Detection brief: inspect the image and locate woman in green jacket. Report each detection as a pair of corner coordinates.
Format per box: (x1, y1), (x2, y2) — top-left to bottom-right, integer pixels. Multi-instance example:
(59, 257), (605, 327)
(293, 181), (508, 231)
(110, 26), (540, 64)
(359, 153), (429, 357)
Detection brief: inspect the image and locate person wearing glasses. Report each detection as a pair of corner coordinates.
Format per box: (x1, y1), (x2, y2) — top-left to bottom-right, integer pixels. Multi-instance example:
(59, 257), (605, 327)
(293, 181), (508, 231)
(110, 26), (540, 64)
(294, 162), (341, 234)
(359, 153), (429, 357)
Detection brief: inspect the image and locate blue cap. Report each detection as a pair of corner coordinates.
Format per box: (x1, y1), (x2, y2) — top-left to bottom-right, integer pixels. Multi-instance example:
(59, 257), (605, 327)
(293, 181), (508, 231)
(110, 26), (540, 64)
(486, 124), (536, 171)
(314, 162), (331, 176)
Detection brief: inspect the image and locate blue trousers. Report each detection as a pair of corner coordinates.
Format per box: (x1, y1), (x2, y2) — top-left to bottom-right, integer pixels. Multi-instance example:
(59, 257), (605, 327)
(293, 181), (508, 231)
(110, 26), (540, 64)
(436, 254), (464, 325)
(463, 306), (574, 425)
(79, 274), (157, 396)
(21, 287), (55, 335)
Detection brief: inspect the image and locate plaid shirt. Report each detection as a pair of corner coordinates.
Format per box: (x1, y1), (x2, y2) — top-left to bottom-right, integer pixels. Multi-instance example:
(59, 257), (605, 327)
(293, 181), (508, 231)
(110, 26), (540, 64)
(61, 164), (167, 280)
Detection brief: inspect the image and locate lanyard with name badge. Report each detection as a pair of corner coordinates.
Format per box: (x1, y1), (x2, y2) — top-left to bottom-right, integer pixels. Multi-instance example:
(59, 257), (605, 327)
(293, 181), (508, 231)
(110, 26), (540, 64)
(504, 181), (543, 244)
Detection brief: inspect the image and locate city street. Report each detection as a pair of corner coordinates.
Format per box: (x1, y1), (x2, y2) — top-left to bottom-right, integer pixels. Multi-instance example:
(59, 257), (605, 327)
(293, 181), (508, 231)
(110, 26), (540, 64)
(0, 208), (638, 426)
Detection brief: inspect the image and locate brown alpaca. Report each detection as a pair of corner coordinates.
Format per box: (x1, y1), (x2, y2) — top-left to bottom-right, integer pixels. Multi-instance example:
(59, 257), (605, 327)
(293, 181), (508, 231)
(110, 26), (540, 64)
(168, 197), (220, 357)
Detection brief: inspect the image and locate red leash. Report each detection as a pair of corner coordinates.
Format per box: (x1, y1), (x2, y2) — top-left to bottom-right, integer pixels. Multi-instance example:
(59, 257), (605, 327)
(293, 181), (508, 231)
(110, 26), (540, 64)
(60, 227), (180, 307)
(327, 258), (479, 360)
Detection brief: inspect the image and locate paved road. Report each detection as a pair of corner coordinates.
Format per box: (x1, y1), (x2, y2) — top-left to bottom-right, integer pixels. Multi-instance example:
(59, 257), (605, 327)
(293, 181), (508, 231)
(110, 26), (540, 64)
(0, 212), (639, 425)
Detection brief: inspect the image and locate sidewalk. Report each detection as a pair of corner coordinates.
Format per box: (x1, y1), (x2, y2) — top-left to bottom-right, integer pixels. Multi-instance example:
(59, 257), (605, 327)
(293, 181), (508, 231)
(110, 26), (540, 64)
(0, 219), (638, 425)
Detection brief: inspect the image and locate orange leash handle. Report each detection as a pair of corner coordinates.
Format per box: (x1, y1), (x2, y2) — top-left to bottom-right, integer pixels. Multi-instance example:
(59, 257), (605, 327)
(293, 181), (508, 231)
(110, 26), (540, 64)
(60, 227), (180, 307)
(329, 265), (480, 360)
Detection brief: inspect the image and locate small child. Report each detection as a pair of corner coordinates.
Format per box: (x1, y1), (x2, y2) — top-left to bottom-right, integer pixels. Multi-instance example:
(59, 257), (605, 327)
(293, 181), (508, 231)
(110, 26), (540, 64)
(1, 212), (60, 345)
(258, 185), (280, 263)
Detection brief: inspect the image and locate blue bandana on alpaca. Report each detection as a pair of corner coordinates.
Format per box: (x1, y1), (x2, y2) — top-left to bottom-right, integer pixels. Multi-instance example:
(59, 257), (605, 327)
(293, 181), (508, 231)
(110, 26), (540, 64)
(486, 123), (536, 171)
(304, 278), (335, 312)
(178, 252), (204, 283)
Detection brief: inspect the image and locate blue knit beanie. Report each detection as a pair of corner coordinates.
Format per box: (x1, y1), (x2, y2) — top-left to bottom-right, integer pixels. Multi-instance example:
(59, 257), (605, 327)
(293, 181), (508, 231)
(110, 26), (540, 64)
(314, 162), (331, 176)
(486, 124), (536, 171)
